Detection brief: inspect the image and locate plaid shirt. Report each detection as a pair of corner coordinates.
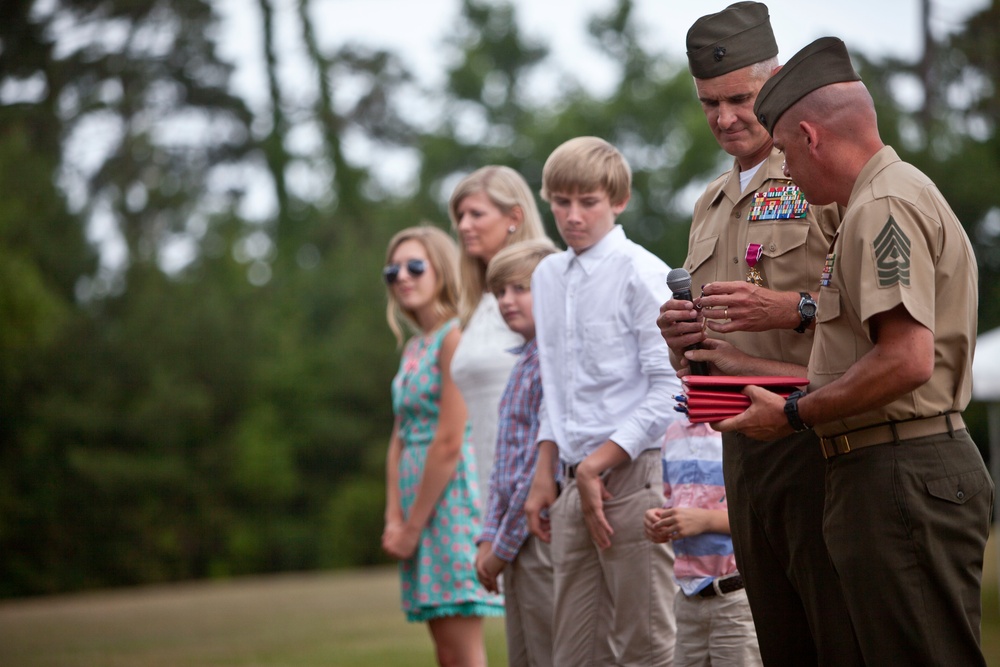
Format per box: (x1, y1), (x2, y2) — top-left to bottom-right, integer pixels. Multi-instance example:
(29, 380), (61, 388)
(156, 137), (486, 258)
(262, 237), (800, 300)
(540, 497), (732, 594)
(477, 338), (552, 562)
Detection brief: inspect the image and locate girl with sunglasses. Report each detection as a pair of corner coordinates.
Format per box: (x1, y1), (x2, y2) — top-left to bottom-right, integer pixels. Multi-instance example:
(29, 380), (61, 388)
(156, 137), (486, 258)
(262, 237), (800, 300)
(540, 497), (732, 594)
(381, 225), (503, 666)
(449, 166), (552, 500)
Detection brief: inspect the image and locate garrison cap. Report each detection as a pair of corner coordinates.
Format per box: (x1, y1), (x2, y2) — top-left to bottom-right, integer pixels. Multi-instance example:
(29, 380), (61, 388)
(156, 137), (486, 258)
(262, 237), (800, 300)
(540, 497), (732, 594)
(754, 36), (862, 134)
(686, 2), (778, 79)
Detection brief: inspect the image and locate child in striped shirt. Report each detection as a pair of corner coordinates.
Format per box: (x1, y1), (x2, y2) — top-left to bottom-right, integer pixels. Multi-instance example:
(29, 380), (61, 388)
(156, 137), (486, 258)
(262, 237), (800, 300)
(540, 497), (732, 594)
(645, 420), (762, 666)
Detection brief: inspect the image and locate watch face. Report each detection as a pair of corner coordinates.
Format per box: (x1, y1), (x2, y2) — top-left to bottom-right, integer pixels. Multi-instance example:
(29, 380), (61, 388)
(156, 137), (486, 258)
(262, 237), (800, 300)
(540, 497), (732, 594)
(801, 302), (818, 318)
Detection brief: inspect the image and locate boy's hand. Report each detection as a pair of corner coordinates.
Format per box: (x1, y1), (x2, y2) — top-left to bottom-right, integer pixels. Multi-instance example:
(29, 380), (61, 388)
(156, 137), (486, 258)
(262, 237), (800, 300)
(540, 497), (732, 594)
(474, 542), (504, 593)
(644, 507), (671, 543)
(575, 463), (614, 549)
(526, 473), (556, 543)
(647, 506), (721, 541)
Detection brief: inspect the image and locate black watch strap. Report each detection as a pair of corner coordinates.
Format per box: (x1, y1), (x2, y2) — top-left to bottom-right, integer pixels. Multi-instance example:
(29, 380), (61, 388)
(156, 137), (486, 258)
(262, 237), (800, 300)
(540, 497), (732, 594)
(784, 390), (810, 432)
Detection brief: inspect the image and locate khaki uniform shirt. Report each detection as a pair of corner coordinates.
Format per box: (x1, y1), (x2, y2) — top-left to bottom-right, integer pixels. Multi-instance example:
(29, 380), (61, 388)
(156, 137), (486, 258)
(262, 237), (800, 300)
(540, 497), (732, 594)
(686, 147), (841, 366)
(809, 146), (978, 436)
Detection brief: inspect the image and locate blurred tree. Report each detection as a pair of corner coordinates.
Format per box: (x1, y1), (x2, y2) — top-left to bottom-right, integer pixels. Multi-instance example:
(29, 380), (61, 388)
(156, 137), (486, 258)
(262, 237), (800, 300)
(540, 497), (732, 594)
(0, 0), (99, 596)
(856, 1), (1000, 328)
(30, 0), (256, 283)
(1, 0), (998, 597)
(412, 0), (721, 268)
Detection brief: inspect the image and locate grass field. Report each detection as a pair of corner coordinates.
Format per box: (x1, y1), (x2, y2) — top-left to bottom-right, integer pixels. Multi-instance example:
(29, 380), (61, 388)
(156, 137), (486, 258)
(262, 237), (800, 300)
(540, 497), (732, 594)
(2, 535), (1000, 666)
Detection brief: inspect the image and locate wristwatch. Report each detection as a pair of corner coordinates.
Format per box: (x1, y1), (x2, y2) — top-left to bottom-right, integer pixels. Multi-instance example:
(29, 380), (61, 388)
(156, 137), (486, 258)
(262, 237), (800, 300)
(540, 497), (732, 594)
(795, 292), (818, 333)
(784, 390), (810, 432)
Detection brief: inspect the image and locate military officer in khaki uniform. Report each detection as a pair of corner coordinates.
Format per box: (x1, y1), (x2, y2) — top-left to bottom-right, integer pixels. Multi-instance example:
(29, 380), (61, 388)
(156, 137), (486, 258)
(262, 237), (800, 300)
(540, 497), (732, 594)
(658, 4), (862, 665)
(719, 36), (992, 665)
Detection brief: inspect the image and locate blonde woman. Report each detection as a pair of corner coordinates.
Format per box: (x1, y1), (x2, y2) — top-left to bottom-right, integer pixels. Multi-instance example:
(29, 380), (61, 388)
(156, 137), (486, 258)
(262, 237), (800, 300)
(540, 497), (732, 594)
(382, 225), (503, 666)
(449, 166), (551, 497)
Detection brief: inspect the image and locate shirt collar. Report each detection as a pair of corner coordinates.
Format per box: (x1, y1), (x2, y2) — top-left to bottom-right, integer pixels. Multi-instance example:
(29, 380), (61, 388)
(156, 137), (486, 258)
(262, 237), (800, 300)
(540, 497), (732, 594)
(848, 145), (899, 209)
(566, 225), (625, 275)
(508, 337), (538, 356)
(711, 147), (784, 206)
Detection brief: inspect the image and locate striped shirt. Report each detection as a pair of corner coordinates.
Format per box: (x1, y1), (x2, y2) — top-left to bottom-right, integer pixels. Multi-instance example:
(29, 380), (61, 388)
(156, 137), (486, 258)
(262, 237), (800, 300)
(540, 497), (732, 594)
(661, 419), (738, 596)
(477, 338), (552, 562)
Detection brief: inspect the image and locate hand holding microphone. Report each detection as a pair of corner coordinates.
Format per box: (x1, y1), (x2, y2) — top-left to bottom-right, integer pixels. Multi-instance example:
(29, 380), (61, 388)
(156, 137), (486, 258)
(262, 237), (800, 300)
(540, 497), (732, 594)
(665, 268), (710, 375)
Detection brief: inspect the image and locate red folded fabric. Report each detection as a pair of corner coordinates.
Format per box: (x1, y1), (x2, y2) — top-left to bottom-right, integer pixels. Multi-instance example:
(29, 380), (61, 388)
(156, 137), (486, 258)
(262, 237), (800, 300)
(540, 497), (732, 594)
(678, 376), (809, 424)
(682, 376), (809, 388)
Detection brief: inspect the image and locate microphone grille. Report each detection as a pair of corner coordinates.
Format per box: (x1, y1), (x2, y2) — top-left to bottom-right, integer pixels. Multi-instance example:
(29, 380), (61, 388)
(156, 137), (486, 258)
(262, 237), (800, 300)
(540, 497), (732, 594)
(666, 268), (692, 293)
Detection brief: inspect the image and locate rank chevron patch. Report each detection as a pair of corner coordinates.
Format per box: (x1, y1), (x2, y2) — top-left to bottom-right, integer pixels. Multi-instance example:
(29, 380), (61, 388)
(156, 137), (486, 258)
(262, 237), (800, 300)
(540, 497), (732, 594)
(873, 216), (911, 287)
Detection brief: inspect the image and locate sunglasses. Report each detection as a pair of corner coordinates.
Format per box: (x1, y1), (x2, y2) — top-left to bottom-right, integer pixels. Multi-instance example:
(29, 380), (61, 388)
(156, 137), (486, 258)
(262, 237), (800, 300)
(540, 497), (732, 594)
(383, 258), (428, 284)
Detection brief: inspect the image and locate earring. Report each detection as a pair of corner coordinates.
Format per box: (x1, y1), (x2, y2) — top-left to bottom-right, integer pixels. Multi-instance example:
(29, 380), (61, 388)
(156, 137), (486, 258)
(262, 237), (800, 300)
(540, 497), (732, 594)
(508, 225), (517, 234)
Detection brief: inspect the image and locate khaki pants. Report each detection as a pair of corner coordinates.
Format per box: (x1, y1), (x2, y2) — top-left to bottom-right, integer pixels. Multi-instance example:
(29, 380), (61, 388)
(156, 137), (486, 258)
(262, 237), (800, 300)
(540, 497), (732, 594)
(503, 535), (555, 667)
(674, 587), (762, 667)
(550, 449), (677, 667)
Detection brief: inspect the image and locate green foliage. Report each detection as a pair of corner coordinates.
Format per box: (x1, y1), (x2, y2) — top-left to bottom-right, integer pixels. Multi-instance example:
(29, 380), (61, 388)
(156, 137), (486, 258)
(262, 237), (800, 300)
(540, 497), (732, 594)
(0, 0), (998, 598)
(321, 478), (392, 569)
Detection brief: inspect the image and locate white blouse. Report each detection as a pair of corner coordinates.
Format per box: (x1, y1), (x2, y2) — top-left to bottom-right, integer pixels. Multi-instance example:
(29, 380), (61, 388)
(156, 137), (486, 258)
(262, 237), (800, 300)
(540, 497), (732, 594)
(451, 294), (523, 497)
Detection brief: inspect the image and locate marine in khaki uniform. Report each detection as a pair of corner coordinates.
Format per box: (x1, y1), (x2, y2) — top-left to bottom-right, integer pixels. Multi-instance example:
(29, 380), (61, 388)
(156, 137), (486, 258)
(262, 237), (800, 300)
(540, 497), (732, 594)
(658, 4), (862, 665)
(720, 36), (992, 665)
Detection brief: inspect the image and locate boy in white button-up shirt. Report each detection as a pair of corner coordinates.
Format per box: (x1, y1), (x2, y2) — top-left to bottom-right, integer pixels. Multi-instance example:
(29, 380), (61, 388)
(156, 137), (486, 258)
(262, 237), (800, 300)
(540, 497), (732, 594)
(525, 136), (683, 667)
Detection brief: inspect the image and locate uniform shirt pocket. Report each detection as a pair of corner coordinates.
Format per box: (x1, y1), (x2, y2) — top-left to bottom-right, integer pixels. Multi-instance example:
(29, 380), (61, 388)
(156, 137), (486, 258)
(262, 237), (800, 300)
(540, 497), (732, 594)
(747, 221), (813, 293)
(686, 235), (719, 276)
(810, 288), (854, 376)
(816, 287), (841, 324)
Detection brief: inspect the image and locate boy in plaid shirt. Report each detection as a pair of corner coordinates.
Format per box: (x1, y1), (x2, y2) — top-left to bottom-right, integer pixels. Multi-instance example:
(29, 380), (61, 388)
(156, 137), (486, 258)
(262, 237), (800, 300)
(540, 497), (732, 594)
(475, 238), (558, 667)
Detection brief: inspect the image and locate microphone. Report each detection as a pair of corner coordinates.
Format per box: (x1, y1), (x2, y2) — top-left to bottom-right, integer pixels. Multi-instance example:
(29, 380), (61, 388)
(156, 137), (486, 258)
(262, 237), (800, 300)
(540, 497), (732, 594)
(666, 268), (710, 376)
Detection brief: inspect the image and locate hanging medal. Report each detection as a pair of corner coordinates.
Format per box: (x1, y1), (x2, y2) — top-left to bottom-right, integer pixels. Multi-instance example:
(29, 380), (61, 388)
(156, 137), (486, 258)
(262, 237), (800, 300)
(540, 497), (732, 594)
(745, 243), (764, 286)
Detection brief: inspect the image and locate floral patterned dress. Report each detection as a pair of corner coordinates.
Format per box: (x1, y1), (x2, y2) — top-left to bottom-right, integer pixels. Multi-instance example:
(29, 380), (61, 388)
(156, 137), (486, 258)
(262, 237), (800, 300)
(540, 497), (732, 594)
(391, 319), (505, 622)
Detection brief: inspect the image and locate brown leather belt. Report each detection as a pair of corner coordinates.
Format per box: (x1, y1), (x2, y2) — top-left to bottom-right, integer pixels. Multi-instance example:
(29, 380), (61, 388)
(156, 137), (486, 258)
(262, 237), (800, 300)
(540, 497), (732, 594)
(819, 413), (965, 459)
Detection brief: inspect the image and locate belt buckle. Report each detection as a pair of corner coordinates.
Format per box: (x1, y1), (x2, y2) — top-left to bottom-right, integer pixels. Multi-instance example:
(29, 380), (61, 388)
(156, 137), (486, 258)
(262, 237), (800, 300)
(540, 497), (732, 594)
(822, 434), (851, 459)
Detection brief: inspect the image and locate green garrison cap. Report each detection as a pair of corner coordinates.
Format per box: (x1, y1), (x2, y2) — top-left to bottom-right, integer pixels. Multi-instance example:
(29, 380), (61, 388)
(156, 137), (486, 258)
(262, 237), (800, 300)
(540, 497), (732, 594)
(754, 36), (862, 134)
(686, 2), (778, 79)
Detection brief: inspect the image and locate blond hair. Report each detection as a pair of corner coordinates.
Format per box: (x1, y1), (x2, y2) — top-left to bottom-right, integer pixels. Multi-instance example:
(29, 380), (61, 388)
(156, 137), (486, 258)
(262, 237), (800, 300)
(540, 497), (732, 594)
(540, 136), (631, 206)
(383, 225), (461, 345)
(448, 166), (548, 326)
(485, 238), (559, 294)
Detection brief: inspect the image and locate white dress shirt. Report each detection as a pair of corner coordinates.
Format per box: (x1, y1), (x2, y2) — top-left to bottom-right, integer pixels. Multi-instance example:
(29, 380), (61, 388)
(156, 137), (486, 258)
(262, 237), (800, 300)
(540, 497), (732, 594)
(532, 225), (683, 464)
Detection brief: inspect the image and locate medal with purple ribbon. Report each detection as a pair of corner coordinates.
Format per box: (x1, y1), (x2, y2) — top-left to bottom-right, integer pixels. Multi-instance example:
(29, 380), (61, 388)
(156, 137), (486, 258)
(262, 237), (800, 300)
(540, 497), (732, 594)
(746, 243), (764, 286)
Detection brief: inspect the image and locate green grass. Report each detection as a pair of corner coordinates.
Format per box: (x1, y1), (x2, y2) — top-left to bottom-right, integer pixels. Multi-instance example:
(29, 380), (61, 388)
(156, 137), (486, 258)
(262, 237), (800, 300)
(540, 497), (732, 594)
(0, 567), (506, 667)
(2, 536), (1000, 666)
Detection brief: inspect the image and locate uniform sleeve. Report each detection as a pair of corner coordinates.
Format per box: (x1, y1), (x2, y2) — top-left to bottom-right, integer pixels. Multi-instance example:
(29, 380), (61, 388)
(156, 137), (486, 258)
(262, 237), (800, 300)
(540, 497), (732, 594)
(848, 198), (937, 335)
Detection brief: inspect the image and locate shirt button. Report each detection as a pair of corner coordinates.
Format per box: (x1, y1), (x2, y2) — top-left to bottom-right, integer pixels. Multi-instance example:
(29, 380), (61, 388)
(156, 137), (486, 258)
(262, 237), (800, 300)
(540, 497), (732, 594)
(733, 257), (739, 264)
(734, 211), (741, 219)
(769, 243), (776, 252)
(957, 490), (966, 500)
